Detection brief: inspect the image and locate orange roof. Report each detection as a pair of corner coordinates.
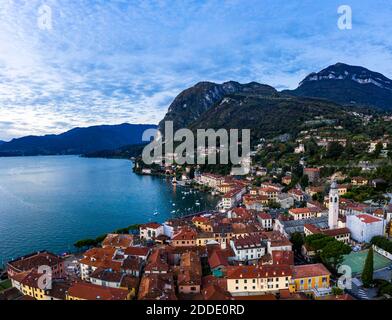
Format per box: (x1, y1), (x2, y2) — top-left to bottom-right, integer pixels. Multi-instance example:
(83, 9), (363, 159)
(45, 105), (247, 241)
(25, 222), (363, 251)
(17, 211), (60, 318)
(292, 263), (330, 279)
(259, 187), (278, 193)
(289, 208), (312, 215)
(140, 222), (162, 229)
(102, 233), (133, 248)
(304, 168), (320, 172)
(124, 246), (150, 257)
(172, 228), (197, 241)
(192, 216), (209, 224)
(226, 264), (292, 279)
(258, 212), (272, 220)
(356, 214), (382, 224)
(67, 282), (128, 300)
(79, 247), (122, 271)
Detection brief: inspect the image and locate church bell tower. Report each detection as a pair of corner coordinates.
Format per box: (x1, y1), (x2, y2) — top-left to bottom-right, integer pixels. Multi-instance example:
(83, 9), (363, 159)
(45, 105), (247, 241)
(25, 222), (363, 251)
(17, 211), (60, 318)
(328, 180), (339, 229)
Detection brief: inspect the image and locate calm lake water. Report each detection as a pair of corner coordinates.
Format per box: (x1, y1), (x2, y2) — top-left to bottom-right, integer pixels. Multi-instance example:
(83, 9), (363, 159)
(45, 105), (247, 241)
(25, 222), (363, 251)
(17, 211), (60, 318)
(0, 156), (217, 264)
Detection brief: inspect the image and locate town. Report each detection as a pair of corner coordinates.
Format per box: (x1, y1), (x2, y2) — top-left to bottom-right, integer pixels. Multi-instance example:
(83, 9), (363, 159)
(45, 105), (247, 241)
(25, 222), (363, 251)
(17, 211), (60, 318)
(1, 127), (392, 301)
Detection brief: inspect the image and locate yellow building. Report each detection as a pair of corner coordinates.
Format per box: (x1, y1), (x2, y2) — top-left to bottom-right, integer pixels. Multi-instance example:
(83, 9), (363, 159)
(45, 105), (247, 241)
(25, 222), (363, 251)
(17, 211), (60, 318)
(290, 263), (330, 293)
(10, 270), (69, 300)
(192, 216), (213, 232)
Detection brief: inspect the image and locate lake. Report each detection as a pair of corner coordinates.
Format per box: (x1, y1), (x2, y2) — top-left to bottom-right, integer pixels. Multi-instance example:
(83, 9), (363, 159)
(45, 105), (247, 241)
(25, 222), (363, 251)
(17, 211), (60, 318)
(0, 156), (218, 264)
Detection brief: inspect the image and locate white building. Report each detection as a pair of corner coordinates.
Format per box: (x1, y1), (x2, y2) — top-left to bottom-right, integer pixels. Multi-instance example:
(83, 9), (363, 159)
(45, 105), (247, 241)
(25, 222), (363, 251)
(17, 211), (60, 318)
(257, 212), (273, 230)
(230, 234), (266, 262)
(139, 222), (164, 241)
(346, 214), (385, 243)
(328, 181), (339, 230)
(277, 193), (294, 209)
(221, 187), (246, 210)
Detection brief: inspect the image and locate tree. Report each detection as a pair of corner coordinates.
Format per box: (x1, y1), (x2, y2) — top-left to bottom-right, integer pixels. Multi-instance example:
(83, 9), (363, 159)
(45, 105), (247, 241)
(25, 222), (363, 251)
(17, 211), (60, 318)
(320, 240), (351, 270)
(291, 232), (304, 253)
(325, 142), (344, 160)
(362, 247), (374, 288)
(332, 287), (343, 296)
(299, 174), (309, 189)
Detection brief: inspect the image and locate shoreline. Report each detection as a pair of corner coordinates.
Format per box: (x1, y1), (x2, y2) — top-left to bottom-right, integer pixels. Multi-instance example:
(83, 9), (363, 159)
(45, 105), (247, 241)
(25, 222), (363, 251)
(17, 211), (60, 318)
(0, 156), (218, 265)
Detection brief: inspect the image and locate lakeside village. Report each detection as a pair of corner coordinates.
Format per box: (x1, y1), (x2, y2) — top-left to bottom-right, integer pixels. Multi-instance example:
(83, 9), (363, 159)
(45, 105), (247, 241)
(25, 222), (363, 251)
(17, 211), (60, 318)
(2, 130), (392, 301)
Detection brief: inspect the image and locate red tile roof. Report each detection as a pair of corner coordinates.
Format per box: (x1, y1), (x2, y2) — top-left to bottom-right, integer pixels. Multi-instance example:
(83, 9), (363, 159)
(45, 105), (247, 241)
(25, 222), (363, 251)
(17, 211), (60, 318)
(258, 212), (272, 220)
(292, 263), (330, 279)
(124, 246), (150, 257)
(356, 214), (382, 224)
(68, 282), (129, 300)
(226, 264), (292, 279)
(140, 222), (162, 229)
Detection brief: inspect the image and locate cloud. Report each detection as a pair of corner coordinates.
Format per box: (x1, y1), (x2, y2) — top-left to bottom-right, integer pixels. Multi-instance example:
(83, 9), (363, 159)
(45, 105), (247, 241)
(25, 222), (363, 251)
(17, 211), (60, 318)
(0, 0), (392, 140)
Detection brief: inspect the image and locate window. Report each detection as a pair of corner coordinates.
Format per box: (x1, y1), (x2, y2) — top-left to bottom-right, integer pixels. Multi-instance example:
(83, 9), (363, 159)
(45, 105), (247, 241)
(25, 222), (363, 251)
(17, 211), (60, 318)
(235, 280), (239, 284)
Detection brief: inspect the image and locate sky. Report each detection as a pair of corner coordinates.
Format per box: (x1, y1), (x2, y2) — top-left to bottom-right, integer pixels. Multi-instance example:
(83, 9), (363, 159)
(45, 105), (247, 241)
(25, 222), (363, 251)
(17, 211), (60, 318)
(0, 0), (392, 141)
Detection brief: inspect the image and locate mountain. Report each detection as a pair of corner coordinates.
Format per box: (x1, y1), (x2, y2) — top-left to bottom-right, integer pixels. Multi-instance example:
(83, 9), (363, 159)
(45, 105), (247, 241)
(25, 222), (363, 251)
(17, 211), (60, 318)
(0, 123), (157, 156)
(0, 140), (5, 145)
(189, 91), (355, 141)
(158, 81), (277, 132)
(284, 63), (392, 111)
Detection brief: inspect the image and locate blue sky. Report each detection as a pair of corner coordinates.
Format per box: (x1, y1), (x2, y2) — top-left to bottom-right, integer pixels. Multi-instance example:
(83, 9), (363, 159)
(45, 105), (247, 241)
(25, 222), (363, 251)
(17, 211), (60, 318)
(0, 0), (392, 140)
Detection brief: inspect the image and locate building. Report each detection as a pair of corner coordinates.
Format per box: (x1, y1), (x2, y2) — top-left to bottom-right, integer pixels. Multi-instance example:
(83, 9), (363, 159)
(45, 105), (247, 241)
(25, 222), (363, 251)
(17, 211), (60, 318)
(178, 251), (202, 295)
(337, 184), (350, 196)
(304, 168), (320, 183)
(7, 251), (64, 279)
(288, 189), (305, 202)
(123, 246), (150, 261)
(263, 231), (292, 253)
(79, 247), (122, 281)
(171, 228), (197, 247)
(351, 176), (368, 186)
(328, 181), (339, 230)
(289, 208), (318, 220)
(282, 176), (292, 185)
(274, 216), (329, 238)
(230, 234), (266, 262)
(290, 264), (331, 294)
(346, 214), (385, 243)
(102, 233), (133, 249)
(139, 222), (164, 241)
(10, 270), (71, 300)
(257, 212), (273, 230)
(144, 248), (169, 274)
(304, 224), (350, 244)
(89, 268), (123, 288)
(226, 265), (292, 296)
(221, 187), (246, 210)
(198, 173), (225, 189)
(294, 144), (305, 154)
(243, 194), (269, 211)
(192, 216), (213, 232)
(138, 273), (177, 300)
(276, 193), (294, 209)
(66, 281), (129, 300)
(258, 187), (279, 201)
